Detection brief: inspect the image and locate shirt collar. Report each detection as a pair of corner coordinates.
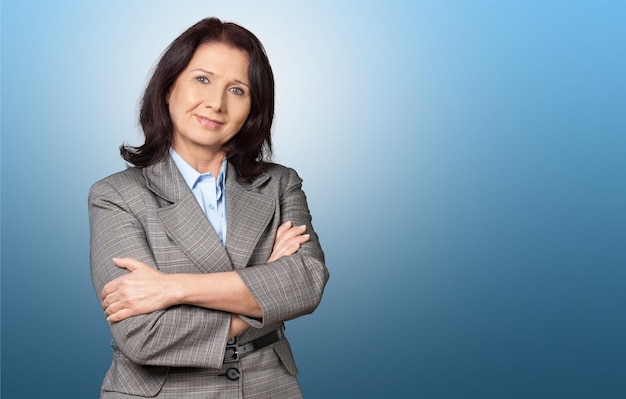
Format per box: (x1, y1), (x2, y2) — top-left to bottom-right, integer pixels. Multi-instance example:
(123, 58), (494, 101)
(169, 148), (228, 190)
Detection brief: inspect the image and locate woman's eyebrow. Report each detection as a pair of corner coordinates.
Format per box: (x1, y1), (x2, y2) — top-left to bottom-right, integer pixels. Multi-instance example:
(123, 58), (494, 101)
(191, 68), (213, 75)
(191, 68), (249, 87)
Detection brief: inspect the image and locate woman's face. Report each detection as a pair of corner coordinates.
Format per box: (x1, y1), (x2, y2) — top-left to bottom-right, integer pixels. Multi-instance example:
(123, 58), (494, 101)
(167, 42), (251, 159)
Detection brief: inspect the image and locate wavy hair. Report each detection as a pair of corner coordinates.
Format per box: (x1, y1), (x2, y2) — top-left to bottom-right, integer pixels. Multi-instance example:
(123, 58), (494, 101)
(121, 17), (275, 182)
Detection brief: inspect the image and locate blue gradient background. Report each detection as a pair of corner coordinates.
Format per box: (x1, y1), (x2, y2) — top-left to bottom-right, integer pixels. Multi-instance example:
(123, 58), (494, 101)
(2, 1), (625, 398)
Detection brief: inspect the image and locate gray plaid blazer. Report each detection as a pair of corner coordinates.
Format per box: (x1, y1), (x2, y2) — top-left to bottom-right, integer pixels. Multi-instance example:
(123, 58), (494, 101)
(89, 155), (329, 398)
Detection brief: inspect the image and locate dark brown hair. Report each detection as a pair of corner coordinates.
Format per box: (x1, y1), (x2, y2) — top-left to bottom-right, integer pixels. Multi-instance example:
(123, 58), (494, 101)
(121, 17), (275, 181)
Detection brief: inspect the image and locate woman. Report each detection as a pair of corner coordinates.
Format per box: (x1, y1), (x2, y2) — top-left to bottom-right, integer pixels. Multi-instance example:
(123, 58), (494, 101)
(89, 17), (329, 398)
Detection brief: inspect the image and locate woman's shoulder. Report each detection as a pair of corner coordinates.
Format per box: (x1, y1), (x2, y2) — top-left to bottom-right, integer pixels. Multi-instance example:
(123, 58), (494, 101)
(246, 163), (303, 195)
(263, 163), (303, 184)
(266, 163), (306, 177)
(89, 166), (146, 198)
(92, 166), (145, 187)
(234, 163), (302, 193)
(265, 162), (294, 176)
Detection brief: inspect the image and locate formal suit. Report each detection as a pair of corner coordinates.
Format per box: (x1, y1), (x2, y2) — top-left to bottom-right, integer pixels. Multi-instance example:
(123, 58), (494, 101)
(89, 155), (329, 398)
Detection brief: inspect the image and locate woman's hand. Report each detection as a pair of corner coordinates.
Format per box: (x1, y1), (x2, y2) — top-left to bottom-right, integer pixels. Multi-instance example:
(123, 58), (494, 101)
(101, 257), (175, 323)
(101, 221), (308, 323)
(268, 221), (310, 262)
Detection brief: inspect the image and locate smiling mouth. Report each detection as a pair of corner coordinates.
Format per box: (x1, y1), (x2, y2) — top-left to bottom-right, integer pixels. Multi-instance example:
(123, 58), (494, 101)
(196, 115), (224, 129)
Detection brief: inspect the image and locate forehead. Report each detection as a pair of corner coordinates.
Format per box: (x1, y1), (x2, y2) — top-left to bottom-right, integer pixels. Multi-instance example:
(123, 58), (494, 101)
(185, 42), (250, 78)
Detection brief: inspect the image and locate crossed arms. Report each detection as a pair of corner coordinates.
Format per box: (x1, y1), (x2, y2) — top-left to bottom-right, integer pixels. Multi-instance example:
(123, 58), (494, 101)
(100, 221), (309, 338)
(89, 166), (328, 368)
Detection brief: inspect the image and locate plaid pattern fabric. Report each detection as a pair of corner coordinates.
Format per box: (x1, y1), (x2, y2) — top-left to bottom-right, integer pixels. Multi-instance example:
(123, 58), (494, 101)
(89, 156), (328, 398)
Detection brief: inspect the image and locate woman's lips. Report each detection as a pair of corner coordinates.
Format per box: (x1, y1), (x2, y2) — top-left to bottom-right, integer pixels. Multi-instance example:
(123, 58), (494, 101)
(196, 115), (224, 129)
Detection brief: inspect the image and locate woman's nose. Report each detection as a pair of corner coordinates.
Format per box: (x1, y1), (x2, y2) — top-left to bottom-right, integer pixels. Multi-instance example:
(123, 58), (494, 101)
(203, 90), (224, 112)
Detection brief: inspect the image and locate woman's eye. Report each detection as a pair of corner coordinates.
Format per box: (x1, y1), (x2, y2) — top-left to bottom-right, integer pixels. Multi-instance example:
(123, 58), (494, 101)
(196, 77), (209, 84)
(230, 87), (245, 96)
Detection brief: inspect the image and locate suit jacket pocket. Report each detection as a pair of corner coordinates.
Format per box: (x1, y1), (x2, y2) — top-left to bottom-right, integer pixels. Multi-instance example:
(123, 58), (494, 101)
(273, 339), (299, 376)
(102, 349), (169, 397)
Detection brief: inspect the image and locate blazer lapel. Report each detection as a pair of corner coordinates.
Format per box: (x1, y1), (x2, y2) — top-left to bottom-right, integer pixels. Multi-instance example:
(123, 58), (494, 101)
(145, 156), (233, 274)
(225, 166), (276, 269)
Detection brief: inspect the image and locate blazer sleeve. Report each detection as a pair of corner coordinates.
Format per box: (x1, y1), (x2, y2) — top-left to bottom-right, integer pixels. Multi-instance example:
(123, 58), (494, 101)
(89, 178), (230, 368)
(236, 167), (330, 328)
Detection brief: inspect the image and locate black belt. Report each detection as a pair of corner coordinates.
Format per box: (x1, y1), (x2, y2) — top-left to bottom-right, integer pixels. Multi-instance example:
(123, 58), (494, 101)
(223, 326), (285, 363)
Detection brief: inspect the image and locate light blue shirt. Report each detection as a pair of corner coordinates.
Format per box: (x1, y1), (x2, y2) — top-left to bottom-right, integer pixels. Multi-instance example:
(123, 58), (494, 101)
(169, 148), (228, 245)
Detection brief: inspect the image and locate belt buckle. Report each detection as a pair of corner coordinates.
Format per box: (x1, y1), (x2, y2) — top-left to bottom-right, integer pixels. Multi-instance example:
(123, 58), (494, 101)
(224, 345), (239, 363)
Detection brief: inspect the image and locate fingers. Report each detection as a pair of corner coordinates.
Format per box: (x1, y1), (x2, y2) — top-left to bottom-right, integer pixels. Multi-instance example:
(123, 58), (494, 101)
(102, 257), (146, 300)
(105, 308), (133, 323)
(276, 223), (307, 241)
(102, 295), (115, 319)
(280, 233), (310, 254)
(268, 222), (311, 262)
(103, 299), (117, 318)
(276, 220), (293, 235)
(101, 282), (117, 303)
(101, 285), (119, 311)
(112, 257), (145, 271)
(293, 233), (311, 244)
(101, 260), (127, 305)
(102, 291), (138, 322)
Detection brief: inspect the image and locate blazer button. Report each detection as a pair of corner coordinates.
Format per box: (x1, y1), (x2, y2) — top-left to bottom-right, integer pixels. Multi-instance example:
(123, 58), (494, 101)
(226, 368), (240, 381)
